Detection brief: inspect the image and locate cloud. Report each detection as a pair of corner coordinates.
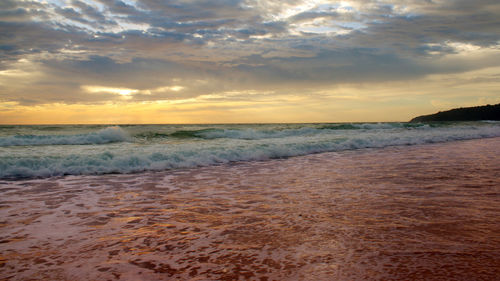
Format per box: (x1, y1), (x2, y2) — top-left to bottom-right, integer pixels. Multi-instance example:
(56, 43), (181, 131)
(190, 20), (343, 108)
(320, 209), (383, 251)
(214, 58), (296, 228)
(0, 0), (499, 116)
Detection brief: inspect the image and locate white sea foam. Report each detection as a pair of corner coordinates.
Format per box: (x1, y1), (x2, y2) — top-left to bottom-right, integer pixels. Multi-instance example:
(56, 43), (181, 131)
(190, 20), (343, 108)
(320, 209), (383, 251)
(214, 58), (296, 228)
(0, 126), (129, 146)
(1, 122), (499, 179)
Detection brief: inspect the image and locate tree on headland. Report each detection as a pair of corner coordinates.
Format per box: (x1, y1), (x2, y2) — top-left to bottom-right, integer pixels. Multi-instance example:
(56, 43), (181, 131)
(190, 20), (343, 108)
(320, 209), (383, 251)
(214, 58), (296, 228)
(410, 103), (500, 122)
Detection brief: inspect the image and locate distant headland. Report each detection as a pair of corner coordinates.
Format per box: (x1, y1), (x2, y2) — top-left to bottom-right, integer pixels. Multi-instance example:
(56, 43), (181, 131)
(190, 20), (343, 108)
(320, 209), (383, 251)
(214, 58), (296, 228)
(410, 103), (500, 122)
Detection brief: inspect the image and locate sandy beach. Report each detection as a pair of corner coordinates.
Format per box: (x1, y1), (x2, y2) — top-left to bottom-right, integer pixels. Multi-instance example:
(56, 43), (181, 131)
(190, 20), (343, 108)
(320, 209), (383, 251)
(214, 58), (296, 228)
(1, 137), (499, 280)
(4, 0), (500, 279)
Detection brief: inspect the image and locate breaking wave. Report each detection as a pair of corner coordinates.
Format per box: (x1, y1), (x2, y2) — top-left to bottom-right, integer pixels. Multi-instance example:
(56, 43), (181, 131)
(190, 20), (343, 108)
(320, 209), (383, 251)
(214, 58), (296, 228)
(0, 127), (129, 146)
(145, 123), (430, 140)
(1, 122), (499, 179)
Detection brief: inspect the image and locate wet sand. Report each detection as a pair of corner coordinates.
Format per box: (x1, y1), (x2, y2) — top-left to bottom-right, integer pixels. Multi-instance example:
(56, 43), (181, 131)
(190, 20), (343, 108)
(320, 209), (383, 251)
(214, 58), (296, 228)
(1, 138), (499, 280)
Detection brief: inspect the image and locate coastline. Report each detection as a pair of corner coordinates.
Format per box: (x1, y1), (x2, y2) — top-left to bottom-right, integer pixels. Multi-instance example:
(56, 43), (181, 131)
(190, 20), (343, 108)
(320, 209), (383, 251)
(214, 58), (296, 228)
(1, 137), (499, 280)
(2, 121), (499, 180)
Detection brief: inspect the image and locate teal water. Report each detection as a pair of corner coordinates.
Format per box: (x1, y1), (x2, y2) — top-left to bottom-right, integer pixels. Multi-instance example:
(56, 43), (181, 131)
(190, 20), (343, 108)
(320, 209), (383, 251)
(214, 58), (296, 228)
(1, 122), (499, 179)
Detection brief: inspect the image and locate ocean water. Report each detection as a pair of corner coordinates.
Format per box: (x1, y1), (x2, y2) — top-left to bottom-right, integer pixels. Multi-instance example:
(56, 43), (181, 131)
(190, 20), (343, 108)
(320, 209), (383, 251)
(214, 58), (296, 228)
(1, 121), (500, 179)
(1, 137), (499, 280)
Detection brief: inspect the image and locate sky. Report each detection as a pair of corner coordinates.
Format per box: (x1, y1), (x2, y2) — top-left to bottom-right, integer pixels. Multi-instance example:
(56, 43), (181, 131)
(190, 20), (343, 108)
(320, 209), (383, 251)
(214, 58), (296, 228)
(1, 0), (500, 124)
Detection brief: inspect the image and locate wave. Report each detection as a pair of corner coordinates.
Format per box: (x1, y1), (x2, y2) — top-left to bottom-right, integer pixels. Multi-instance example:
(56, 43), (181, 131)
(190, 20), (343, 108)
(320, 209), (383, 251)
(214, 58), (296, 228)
(1, 123), (499, 179)
(0, 127), (129, 146)
(154, 123), (430, 140)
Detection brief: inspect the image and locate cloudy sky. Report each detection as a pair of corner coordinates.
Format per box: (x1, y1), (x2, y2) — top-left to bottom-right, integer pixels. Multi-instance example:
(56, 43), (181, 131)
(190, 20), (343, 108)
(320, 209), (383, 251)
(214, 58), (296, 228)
(1, 0), (499, 123)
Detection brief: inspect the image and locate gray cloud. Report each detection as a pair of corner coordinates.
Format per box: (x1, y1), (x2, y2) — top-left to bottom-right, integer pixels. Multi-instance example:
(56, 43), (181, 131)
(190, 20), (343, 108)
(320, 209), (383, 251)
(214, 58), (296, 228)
(1, 0), (500, 106)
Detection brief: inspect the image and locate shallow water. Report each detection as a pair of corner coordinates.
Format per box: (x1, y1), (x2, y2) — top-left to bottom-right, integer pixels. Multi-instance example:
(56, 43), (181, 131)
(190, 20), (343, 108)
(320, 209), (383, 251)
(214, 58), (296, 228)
(0, 138), (499, 280)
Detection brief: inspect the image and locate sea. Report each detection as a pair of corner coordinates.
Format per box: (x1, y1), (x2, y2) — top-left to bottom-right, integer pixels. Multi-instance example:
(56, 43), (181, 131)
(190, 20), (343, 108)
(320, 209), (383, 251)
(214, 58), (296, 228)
(1, 121), (499, 179)
(1, 122), (500, 280)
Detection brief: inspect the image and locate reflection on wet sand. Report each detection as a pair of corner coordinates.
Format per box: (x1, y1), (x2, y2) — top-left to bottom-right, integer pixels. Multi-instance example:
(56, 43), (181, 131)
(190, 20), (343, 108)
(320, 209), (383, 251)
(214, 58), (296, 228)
(1, 138), (499, 280)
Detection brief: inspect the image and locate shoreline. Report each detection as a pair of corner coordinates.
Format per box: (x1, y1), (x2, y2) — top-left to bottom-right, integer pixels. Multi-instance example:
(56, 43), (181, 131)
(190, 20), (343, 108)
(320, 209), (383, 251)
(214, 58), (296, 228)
(1, 137), (499, 280)
(2, 135), (500, 182)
